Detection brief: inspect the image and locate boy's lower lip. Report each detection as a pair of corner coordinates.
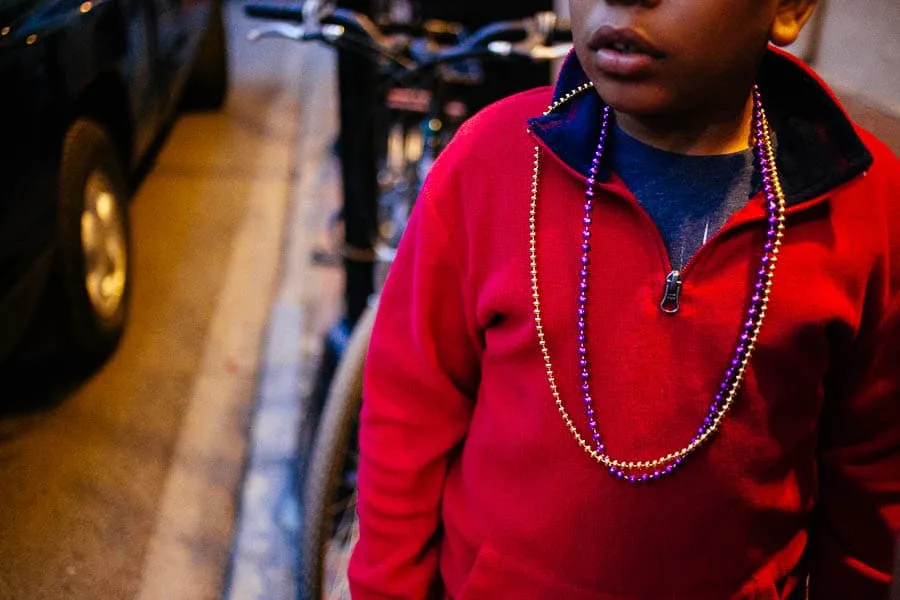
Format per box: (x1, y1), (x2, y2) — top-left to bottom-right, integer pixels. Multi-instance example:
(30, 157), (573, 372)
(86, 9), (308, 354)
(593, 48), (658, 77)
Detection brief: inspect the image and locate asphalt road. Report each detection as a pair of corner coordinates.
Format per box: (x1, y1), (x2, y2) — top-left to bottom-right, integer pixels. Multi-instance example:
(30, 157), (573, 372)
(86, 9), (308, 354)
(0, 4), (337, 598)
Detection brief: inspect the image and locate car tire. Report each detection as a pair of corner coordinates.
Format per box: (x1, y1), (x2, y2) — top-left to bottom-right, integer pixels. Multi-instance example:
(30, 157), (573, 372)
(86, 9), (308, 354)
(56, 118), (131, 370)
(181, 0), (229, 111)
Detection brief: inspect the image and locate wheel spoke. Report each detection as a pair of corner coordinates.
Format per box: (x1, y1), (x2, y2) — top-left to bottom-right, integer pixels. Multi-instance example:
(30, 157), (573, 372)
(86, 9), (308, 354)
(323, 491), (359, 600)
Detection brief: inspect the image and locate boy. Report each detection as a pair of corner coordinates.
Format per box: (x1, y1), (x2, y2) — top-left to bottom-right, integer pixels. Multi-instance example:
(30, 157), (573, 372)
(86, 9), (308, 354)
(349, 1), (900, 598)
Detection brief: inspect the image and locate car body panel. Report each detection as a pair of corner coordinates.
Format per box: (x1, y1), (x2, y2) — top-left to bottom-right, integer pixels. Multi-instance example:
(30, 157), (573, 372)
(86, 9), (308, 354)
(0, 0), (219, 363)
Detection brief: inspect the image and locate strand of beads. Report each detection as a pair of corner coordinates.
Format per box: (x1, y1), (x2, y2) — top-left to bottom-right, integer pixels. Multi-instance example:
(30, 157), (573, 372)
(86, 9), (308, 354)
(530, 84), (787, 484)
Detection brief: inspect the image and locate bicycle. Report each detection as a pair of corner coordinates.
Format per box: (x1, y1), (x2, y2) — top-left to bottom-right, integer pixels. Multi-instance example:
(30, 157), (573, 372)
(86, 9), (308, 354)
(245, 3), (571, 598)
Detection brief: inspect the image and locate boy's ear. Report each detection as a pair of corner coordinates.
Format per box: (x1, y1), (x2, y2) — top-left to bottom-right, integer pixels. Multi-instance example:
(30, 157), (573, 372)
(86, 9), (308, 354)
(770, 0), (819, 47)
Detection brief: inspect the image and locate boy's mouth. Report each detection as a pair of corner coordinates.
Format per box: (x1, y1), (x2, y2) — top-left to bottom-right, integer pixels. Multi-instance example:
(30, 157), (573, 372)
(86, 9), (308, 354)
(587, 26), (665, 77)
(609, 42), (643, 53)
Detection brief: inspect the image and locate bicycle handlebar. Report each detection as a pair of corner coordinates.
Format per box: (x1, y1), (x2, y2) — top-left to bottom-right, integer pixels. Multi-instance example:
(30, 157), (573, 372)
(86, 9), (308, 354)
(244, 2), (572, 71)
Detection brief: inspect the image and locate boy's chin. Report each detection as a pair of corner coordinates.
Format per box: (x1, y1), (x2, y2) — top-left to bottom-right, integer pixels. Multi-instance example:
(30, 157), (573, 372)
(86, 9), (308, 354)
(593, 80), (680, 119)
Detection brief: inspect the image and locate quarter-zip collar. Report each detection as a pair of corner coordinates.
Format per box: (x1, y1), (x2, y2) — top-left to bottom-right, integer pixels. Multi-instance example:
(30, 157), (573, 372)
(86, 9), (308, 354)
(528, 48), (874, 206)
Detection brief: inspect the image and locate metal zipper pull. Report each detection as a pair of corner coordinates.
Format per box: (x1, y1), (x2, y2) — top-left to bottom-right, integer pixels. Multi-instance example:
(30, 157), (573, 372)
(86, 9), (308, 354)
(660, 270), (683, 314)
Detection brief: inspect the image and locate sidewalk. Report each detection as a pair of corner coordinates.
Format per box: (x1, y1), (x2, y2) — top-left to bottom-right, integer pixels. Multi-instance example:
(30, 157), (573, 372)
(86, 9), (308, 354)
(219, 4), (343, 599)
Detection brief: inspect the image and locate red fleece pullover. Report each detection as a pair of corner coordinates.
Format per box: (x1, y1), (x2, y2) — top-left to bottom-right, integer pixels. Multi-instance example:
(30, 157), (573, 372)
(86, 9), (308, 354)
(349, 50), (900, 599)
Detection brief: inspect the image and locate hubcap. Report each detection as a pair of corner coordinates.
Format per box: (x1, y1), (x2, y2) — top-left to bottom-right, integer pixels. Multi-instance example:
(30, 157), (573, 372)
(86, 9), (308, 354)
(81, 169), (127, 320)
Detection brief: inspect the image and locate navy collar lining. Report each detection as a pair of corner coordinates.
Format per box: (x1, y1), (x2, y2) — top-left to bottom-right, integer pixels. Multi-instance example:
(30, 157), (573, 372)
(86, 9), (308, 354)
(528, 49), (873, 206)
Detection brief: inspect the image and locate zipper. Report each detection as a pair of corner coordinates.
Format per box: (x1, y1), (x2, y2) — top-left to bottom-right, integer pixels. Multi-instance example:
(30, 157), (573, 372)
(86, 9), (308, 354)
(655, 195), (842, 313)
(659, 270), (683, 314)
(615, 192), (690, 313)
(615, 191), (829, 316)
(658, 221), (736, 314)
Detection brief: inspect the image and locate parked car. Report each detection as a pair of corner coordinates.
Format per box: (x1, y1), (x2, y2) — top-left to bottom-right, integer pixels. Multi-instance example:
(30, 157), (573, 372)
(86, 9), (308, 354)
(0, 0), (228, 372)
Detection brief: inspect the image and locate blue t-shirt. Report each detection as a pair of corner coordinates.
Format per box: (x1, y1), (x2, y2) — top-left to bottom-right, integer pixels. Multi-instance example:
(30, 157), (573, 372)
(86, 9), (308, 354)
(609, 126), (756, 271)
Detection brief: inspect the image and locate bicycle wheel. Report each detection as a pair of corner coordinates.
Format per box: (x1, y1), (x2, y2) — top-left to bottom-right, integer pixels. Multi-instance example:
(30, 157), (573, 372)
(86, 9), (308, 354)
(300, 302), (378, 600)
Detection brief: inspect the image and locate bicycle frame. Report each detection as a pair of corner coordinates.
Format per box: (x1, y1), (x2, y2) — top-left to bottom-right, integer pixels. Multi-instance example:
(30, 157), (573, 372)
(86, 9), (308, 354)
(245, 5), (571, 598)
(247, 0), (570, 322)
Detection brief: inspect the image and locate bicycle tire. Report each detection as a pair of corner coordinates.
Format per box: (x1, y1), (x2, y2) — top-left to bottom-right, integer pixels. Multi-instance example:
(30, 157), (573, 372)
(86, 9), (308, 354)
(299, 302), (378, 600)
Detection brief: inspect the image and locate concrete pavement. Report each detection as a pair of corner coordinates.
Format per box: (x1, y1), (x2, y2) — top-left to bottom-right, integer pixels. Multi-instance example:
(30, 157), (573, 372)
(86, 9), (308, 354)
(220, 3), (343, 599)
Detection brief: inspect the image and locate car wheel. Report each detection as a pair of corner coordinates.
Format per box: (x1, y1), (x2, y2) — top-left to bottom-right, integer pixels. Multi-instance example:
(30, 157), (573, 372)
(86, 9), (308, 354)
(181, 0), (229, 111)
(56, 118), (131, 368)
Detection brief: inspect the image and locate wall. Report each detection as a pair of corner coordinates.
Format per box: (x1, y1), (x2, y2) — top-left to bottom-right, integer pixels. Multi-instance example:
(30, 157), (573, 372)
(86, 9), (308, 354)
(806, 0), (899, 116)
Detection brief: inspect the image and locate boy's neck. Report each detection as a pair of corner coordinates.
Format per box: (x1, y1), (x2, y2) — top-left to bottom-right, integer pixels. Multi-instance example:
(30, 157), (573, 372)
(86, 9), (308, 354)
(615, 93), (755, 156)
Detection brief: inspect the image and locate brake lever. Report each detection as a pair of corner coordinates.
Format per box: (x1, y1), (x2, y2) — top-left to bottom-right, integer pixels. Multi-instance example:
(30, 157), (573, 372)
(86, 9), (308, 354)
(487, 40), (571, 61)
(529, 43), (572, 61)
(247, 23), (307, 42)
(248, 23), (346, 44)
(485, 12), (569, 60)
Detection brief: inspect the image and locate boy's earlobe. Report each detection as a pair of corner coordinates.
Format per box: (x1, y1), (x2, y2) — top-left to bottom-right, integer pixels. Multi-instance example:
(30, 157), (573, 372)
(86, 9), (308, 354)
(770, 0), (818, 47)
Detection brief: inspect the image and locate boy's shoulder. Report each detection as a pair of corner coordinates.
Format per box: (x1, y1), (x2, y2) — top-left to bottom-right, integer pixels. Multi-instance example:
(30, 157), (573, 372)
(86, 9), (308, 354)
(849, 124), (900, 212)
(853, 125), (900, 173)
(453, 86), (554, 146)
(848, 124), (900, 261)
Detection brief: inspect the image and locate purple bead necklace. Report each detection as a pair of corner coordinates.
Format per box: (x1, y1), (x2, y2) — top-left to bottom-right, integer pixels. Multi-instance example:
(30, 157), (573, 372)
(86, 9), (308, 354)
(529, 83), (786, 484)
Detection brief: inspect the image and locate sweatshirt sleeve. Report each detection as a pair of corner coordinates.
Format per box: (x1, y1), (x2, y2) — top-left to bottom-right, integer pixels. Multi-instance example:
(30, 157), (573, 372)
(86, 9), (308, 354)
(347, 149), (481, 599)
(808, 166), (900, 599)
